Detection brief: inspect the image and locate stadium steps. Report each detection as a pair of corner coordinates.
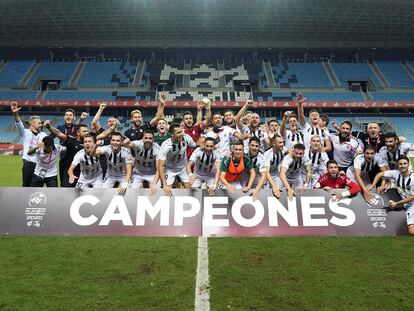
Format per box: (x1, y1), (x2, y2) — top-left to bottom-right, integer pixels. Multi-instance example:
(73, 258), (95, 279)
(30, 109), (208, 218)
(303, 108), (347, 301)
(68, 62), (86, 88)
(364, 91), (373, 101)
(0, 60), (5, 74)
(133, 60), (145, 87)
(322, 62), (340, 88)
(263, 61), (276, 87)
(20, 61), (40, 88)
(370, 62), (389, 88)
(361, 91), (371, 101)
(402, 61), (414, 81)
(182, 61), (191, 88)
(217, 62), (226, 88)
(38, 89), (47, 100)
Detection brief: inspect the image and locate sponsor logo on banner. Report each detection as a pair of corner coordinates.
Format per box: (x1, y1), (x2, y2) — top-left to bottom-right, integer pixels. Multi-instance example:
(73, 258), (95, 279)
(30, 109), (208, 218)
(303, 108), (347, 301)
(367, 193), (387, 229)
(25, 192), (47, 228)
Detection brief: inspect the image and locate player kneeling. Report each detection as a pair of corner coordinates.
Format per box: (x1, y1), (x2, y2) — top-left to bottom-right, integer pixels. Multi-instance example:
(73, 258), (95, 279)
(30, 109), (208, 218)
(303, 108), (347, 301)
(68, 134), (103, 188)
(186, 137), (220, 195)
(219, 141), (256, 193)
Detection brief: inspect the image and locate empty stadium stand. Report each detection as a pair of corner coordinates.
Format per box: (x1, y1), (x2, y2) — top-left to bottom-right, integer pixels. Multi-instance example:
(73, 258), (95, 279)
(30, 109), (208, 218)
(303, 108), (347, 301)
(370, 92), (414, 102)
(330, 63), (382, 88)
(0, 60), (34, 87)
(270, 63), (332, 88)
(374, 61), (414, 88)
(27, 61), (78, 88)
(77, 62), (136, 87)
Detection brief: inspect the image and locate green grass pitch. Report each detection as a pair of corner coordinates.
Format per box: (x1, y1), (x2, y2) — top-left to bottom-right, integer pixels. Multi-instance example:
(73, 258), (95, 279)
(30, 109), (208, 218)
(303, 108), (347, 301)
(0, 155), (413, 310)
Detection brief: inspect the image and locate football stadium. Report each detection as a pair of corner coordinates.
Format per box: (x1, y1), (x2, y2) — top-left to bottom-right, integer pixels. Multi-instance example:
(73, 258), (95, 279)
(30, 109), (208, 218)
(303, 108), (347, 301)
(0, 0), (414, 310)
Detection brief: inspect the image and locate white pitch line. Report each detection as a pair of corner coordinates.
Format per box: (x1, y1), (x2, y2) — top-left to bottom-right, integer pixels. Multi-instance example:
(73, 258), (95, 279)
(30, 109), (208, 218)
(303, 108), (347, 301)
(195, 236), (210, 311)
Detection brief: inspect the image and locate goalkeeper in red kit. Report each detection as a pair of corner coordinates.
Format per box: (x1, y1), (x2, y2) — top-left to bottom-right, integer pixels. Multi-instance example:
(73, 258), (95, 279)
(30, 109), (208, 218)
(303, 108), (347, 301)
(314, 160), (361, 201)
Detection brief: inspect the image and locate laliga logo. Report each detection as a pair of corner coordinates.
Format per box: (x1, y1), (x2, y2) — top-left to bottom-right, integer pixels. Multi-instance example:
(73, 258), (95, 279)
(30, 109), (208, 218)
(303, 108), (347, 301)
(368, 193), (384, 209)
(28, 192), (47, 207)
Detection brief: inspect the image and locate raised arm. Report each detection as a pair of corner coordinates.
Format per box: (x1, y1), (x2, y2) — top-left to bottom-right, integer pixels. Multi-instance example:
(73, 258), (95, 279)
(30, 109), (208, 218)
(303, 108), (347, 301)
(76, 112), (89, 126)
(95, 120), (118, 141)
(149, 95), (166, 127)
(296, 93), (306, 126)
(10, 102), (22, 123)
(280, 111), (292, 137)
(44, 120), (66, 141)
(91, 103), (106, 132)
(202, 99), (212, 129)
(235, 100), (253, 130)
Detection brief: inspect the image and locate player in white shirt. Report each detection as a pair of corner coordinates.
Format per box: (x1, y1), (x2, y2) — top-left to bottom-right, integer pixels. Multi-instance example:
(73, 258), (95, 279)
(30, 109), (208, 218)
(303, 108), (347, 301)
(377, 132), (414, 170)
(241, 137), (267, 200)
(346, 144), (384, 202)
(27, 135), (65, 187)
(92, 131), (133, 194)
(371, 155), (414, 235)
(296, 93), (331, 150)
(10, 102), (48, 186)
(68, 135), (103, 188)
(204, 112), (247, 158)
(235, 101), (266, 152)
(159, 123), (197, 196)
(186, 137), (221, 195)
(124, 130), (161, 193)
(304, 135), (329, 188)
(280, 111), (304, 149)
(280, 143), (312, 201)
(325, 120), (363, 172)
(263, 135), (287, 198)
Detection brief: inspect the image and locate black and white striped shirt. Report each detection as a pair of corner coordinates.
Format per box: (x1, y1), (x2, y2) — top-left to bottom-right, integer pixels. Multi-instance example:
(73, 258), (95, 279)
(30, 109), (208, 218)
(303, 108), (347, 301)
(98, 145), (133, 178)
(72, 149), (102, 180)
(131, 140), (161, 175)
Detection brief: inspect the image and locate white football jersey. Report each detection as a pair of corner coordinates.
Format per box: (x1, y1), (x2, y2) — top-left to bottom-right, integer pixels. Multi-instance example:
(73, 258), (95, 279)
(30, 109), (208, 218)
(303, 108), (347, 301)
(159, 134), (196, 173)
(34, 144), (66, 178)
(264, 147), (287, 176)
(189, 147), (220, 176)
(205, 126), (236, 158)
(98, 145), (133, 178)
(72, 149), (102, 180)
(280, 154), (312, 180)
(131, 140), (161, 175)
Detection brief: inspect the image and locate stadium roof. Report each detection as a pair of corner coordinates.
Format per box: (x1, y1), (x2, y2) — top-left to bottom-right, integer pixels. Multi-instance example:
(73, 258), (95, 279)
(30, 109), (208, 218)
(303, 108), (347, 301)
(0, 0), (413, 49)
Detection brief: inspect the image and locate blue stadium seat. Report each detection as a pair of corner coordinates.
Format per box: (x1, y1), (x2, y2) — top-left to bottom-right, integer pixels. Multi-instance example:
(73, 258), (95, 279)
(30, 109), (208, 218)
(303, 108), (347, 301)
(0, 60), (33, 87)
(0, 90), (38, 100)
(370, 92), (414, 101)
(331, 63), (382, 88)
(28, 62), (78, 88)
(78, 62), (136, 87)
(271, 63), (332, 88)
(375, 61), (414, 88)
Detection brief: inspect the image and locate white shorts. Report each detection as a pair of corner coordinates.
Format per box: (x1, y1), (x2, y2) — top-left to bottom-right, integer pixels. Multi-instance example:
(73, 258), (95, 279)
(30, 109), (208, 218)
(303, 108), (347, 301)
(286, 176), (303, 189)
(269, 174), (283, 189)
(130, 173), (160, 188)
(102, 176), (126, 188)
(191, 172), (216, 188)
(76, 175), (103, 188)
(165, 168), (190, 186)
(405, 203), (414, 226)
